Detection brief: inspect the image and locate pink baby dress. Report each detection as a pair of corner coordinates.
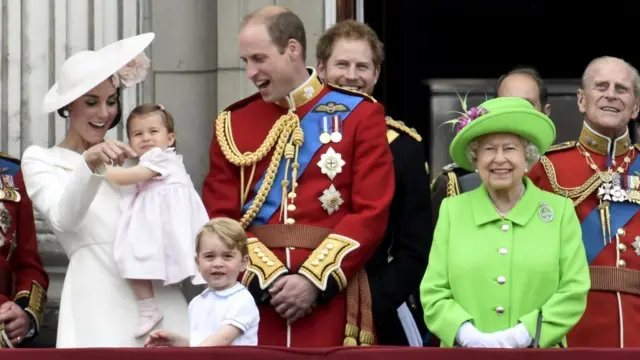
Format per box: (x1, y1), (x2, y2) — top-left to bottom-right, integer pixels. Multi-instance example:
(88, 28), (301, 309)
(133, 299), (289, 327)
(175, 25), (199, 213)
(114, 147), (208, 285)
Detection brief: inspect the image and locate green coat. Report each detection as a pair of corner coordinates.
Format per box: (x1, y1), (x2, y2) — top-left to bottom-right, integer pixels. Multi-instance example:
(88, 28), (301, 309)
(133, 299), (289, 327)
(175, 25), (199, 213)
(420, 176), (590, 348)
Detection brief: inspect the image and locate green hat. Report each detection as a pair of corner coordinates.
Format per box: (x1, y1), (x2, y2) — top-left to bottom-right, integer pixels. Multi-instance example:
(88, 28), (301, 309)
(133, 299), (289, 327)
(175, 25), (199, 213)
(448, 97), (556, 172)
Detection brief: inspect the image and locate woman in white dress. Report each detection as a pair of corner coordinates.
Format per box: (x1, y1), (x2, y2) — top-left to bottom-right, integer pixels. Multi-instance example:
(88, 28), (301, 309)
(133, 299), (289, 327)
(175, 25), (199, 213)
(20, 33), (190, 348)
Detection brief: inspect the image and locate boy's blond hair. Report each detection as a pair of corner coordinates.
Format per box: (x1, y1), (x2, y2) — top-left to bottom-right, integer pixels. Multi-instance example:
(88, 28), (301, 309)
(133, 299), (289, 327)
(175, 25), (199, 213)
(196, 218), (248, 256)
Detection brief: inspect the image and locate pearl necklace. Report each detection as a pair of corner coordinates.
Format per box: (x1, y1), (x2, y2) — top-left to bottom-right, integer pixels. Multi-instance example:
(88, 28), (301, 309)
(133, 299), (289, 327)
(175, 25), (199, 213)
(491, 185), (525, 218)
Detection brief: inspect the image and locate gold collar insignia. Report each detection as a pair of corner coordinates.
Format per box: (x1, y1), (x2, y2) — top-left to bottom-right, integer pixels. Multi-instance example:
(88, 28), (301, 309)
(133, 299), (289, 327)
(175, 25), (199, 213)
(578, 122), (631, 157)
(276, 67), (323, 110)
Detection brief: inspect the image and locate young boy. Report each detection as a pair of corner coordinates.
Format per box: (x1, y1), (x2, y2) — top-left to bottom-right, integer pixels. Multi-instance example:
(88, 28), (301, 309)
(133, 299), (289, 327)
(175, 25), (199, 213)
(144, 217), (259, 347)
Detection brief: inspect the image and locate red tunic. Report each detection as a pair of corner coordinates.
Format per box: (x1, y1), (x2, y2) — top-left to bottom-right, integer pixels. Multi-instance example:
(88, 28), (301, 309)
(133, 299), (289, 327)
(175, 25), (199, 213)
(202, 72), (394, 347)
(529, 123), (640, 348)
(0, 154), (49, 347)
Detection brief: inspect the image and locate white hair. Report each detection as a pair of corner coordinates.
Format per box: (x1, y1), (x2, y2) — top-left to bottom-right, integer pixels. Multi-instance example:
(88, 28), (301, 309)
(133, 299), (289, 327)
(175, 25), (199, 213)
(581, 56), (640, 96)
(466, 136), (540, 170)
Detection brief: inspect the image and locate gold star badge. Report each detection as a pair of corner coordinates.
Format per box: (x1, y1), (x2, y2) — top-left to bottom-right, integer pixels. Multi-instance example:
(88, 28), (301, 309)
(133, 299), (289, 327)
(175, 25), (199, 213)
(319, 184), (344, 215)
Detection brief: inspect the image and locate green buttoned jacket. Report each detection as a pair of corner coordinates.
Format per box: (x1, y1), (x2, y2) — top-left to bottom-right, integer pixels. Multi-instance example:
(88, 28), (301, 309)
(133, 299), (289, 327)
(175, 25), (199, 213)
(420, 176), (590, 348)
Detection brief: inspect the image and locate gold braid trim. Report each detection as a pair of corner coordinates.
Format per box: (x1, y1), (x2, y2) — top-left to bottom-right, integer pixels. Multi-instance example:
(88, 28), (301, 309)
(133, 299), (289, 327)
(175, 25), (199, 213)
(540, 156), (601, 206)
(446, 172), (460, 197)
(385, 117), (422, 142)
(215, 110), (302, 228)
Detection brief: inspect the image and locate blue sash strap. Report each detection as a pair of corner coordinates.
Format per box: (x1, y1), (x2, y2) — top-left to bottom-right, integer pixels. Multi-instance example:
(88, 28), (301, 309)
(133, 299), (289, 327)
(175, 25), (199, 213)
(581, 154), (640, 264)
(243, 90), (364, 226)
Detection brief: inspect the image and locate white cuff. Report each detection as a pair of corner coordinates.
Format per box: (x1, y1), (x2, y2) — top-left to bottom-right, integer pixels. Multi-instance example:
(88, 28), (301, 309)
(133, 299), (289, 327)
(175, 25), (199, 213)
(455, 321), (478, 347)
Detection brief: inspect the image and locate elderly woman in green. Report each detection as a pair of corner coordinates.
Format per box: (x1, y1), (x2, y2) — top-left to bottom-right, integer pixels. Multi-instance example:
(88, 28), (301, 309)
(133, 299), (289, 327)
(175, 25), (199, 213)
(421, 97), (590, 348)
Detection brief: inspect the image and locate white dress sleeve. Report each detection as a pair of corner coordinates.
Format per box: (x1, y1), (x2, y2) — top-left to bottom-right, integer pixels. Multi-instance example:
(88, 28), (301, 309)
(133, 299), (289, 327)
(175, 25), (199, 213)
(139, 147), (176, 178)
(222, 291), (260, 333)
(21, 146), (105, 233)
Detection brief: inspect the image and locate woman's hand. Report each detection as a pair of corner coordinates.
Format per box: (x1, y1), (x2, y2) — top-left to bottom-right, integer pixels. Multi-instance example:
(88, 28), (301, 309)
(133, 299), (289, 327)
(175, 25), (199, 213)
(144, 330), (177, 347)
(83, 140), (137, 171)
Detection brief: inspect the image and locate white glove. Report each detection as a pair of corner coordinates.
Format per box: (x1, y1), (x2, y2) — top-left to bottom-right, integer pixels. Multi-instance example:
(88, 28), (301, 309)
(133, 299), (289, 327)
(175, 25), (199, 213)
(455, 322), (501, 348)
(492, 323), (534, 348)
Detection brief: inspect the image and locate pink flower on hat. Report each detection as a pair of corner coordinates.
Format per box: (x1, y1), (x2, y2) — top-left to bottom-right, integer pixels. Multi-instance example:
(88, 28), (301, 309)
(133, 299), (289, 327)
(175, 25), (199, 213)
(112, 53), (151, 88)
(454, 106), (488, 133)
(442, 91), (489, 134)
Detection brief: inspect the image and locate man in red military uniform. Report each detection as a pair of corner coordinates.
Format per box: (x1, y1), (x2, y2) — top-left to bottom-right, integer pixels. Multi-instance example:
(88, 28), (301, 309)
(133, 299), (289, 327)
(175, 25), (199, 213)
(529, 56), (640, 347)
(0, 153), (49, 348)
(202, 6), (394, 347)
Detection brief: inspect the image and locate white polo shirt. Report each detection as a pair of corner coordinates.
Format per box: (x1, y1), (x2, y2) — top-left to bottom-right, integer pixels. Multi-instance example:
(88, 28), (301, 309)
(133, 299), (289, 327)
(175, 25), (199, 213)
(188, 282), (259, 346)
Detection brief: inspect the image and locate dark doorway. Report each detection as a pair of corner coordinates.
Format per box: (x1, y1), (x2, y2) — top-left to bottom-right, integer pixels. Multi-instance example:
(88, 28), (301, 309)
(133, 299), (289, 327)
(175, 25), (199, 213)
(365, 0), (640, 164)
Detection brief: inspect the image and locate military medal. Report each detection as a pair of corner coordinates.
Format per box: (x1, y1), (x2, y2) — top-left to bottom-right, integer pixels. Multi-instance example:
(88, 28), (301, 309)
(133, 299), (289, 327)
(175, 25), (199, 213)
(633, 236), (640, 256)
(319, 116), (331, 144)
(0, 174), (20, 202)
(598, 171), (628, 202)
(317, 147), (346, 180)
(0, 204), (10, 233)
(330, 115), (342, 143)
(319, 184), (344, 215)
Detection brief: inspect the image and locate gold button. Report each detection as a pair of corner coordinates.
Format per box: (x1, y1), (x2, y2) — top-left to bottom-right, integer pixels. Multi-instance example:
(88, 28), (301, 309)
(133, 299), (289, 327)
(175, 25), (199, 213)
(617, 228), (626, 237)
(261, 256), (269, 262)
(311, 260), (319, 266)
(286, 218), (296, 224)
(497, 276), (506, 284)
(618, 259), (627, 267)
(618, 243), (627, 252)
(253, 248), (261, 253)
(327, 243), (335, 249)
(501, 224), (509, 231)
(287, 204), (296, 212)
(496, 306), (505, 315)
(267, 261), (274, 266)
(257, 252), (265, 257)
(318, 254), (325, 260)
(321, 249), (329, 255)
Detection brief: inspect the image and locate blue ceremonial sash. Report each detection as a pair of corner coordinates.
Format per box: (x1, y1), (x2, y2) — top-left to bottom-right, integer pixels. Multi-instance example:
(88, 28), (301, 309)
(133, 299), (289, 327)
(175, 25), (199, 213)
(581, 155), (640, 264)
(242, 90), (364, 226)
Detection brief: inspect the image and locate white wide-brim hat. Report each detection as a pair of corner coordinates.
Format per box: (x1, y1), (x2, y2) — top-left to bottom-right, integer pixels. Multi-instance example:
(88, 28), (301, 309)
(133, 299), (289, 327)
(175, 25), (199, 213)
(42, 32), (155, 114)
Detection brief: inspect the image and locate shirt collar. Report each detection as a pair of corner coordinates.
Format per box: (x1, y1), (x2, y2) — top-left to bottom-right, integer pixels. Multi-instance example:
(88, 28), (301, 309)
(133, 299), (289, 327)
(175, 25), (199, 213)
(578, 121), (631, 157)
(275, 67), (323, 110)
(472, 176), (540, 226)
(202, 282), (244, 298)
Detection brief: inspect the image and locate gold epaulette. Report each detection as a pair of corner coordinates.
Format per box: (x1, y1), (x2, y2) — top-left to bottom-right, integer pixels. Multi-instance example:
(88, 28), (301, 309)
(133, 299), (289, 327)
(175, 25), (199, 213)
(545, 141), (577, 154)
(387, 129), (400, 144)
(0, 152), (19, 165)
(429, 163), (461, 197)
(385, 117), (422, 142)
(327, 83), (376, 102)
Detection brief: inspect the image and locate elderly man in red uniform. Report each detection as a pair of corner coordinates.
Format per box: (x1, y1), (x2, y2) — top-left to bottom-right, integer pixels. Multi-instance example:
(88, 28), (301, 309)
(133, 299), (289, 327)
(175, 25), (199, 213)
(202, 6), (394, 347)
(0, 153), (49, 348)
(529, 56), (640, 347)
